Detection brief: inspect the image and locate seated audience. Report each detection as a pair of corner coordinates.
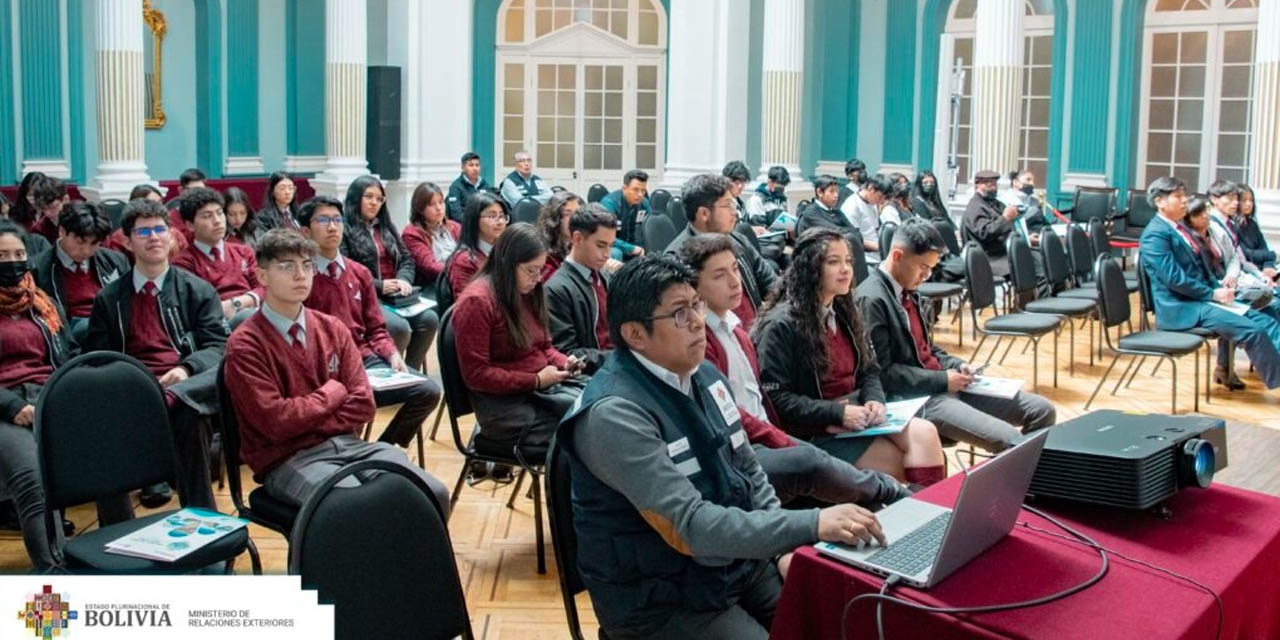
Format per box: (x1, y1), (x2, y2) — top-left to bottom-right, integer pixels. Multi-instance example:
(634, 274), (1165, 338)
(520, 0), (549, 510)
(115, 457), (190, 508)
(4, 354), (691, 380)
(298, 197), (442, 448)
(224, 186), (265, 248)
(599, 169), (650, 260)
(998, 169), (1052, 247)
(1140, 176), (1280, 390)
(447, 191), (509, 298)
(856, 219), (1056, 451)
(172, 187), (262, 328)
(879, 180), (914, 227)
(24, 175), (69, 244)
(84, 199), (224, 510)
(910, 170), (948, 221)
(446, 151), (491, 223)
(796, 175), (863, 250)
(6, 172), (47, 232)
(546, 204), (618, 374)
(535, 191), (588, 280)
(258, 171), (300, 231)
(721, 161), (756, 229)
(680, 234), (910, 505)
(665, 174), (777, 329)
(1236, 184), (1274, 270)
(558, 253), (887, 640)
(839, 173), (890, 262)
(401, 181), (460, 293)
(744, 165), (792, 232)
(223, 229), (450, 512)
(836, 158), (867, 209)
(451, 223), (583, 457)
(168, 168), (208, 243)
(104, 185), (170, 260)
(31, 203), (128, 342)
(499, 149), (552, 209)
(1207, 179), (1277, 291)
(753, 227), (946, 485)
(342, 176), (439, 372)
(962, 169), (1018, 278)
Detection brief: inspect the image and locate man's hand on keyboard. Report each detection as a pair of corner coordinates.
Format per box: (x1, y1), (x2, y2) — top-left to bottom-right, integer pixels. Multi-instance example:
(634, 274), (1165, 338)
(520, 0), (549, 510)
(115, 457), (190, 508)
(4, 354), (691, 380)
(818, 504), (887, 548)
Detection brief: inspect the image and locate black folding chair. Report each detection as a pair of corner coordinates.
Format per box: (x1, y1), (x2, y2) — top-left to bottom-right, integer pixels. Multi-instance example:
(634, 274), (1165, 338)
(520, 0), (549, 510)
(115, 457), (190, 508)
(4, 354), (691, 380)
(650, 188), (672, 218)
(1112, 188), (1155, 243)
(290, 460), (474, 640)
(667, 196), (687, 233)
(1088, 217), (1140, 286)
(36, 352), (257, 574)
(1060, 186), (1116, 225)
(100, 198), (127, 230)
(216, 363), (299, 544)
(546, 436), (610, 640)
(1134, 260), (1216, 406)
(1007, 234), (1094, 380)
(587, 183), (609, 203)
(513, 197), (542, 225)
(1085, 256), (1203, 414)
(642, 214), (678, 256)
(878, 222), (897, 261)
(437, 308), (549, 573)
(962, 245), (1061, 390)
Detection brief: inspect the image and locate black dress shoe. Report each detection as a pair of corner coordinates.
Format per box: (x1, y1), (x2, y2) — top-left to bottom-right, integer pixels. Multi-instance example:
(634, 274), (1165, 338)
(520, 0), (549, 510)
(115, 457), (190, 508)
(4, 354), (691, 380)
(62, 518), (75, 538)
(1214, 367), (1246, 391)
(139, 483), (173, 509)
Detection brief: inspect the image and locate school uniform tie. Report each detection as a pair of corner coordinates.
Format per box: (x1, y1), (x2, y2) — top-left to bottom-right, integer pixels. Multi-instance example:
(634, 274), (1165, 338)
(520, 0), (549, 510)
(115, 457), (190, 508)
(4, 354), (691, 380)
(287, 323), (306, 353)
(591, 270), (611, 348)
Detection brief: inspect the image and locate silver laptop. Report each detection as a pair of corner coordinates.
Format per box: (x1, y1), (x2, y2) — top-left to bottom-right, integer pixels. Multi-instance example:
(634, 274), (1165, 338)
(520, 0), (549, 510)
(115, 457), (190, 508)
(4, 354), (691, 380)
(814, 429), (1048, 588)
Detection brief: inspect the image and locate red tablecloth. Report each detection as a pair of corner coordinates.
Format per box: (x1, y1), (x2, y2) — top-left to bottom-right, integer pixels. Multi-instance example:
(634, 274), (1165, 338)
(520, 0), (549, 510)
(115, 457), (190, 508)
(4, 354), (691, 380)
(770, 475), (1280, 640)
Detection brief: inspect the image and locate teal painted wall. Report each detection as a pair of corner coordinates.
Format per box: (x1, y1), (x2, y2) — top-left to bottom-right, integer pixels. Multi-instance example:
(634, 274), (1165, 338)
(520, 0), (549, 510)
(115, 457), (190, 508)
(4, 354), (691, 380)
(746, 0), (764, 175)
(799, 0), (821, 177)
(1066, 0), (1112, 177)
(882, 0), (915, 166)
(195, 0), (223, 177)
(806, 0), (859, 172)
(0, 0), (16, 183)
(1044, 0), (1068, 199)
(857, 0), (885, 171)
(259, 0), (287, 173)
(914, 0), (950, 172)
(226, 0), (259, 160)
(145, 0), (199, 180)
(18, 0), (64, 160)
(79, 0), (97, 184)
(68, 0), (86, 183)
(286, 0), (325, 160)
(1114, 0), (1146, 192)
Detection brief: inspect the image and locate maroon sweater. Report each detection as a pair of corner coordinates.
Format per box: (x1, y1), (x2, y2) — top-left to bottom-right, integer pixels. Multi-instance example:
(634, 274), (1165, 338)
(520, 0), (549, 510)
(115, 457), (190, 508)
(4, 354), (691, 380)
(225, 308), (376, 476)
(172, 241), (263, 301)
(452, 278), (567, 394)
(449, 249), (486, 298)
(0, 314), (53, 389)
(819, 326), (858, 400)
(57, 262), (101, 318)
(402, 220), (460, 283)
(305, 258), (398, 362)
(127, 286), (181, 376)
(703, 323), (793, 449)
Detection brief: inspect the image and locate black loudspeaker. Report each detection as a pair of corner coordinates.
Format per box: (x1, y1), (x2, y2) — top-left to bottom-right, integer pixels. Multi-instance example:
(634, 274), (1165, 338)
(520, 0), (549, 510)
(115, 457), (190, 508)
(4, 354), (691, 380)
(367, 65), (401, 181)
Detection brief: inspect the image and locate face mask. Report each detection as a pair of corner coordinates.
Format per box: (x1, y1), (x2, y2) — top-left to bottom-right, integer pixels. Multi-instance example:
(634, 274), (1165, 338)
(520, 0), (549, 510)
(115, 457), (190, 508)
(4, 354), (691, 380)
(0, 260), (29, 287)
(982, 187), (999, 201)
(923, 184), (935, 194)
(1020, 184), (1035, 195)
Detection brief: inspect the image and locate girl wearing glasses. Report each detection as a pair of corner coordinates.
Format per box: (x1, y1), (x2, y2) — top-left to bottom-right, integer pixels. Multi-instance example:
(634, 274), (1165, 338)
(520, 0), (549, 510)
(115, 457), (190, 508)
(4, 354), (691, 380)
(342, 175), (439, 373)
(452, 222), (584, 458)
(447, 191), (510, 298)
(753, 227), (946, 486)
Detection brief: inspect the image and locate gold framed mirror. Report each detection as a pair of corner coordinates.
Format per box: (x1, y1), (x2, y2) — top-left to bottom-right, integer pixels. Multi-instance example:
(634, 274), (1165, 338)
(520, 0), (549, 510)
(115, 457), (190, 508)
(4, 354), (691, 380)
(143, 0), (166, 129)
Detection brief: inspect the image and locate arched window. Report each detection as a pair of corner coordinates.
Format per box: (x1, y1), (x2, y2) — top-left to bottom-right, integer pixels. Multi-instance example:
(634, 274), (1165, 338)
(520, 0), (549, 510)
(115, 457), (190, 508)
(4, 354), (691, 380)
(936, 0), (1053, 191)
(1137, 0), (1257, 190)
(496, 0), (667, 193)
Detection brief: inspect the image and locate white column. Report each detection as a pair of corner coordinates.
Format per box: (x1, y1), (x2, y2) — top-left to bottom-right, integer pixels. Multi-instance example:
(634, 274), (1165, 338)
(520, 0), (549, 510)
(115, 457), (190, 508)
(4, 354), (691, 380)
(659, 0), (750, 193)
(383, 0), (473, 227)
(970, 0), (1023, 184)
(1251, 0), (1280, 247)
(311, 0), (370, 199)
(759, 0), (808, 194)
(82, 0), (153, 202)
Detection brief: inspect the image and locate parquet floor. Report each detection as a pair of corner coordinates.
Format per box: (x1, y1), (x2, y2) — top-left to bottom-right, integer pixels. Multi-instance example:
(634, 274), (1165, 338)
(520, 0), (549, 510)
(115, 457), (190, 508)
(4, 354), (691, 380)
(2, 293), (1278, 639)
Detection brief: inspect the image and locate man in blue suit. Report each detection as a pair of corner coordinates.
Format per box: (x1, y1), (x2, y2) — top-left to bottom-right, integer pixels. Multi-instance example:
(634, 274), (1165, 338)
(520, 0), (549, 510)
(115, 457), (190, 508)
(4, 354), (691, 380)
(1139, 176), (1280, 390)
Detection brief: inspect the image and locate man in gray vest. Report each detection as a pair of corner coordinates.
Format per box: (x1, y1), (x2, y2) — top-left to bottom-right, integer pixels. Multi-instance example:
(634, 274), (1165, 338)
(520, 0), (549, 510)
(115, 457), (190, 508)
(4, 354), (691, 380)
(557, 255), (886, 640)
(498, 149), (552, 209)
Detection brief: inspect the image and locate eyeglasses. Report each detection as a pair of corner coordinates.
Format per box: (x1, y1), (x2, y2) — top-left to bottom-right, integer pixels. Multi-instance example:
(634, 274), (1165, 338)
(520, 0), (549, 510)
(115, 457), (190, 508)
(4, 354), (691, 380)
(481, 212), (510, 221)
(645, 299), (707, 329)
(132, 225), (170, 238)
(270, 260), (316, 276)
(313, 215), (344, 227)
(363, 194), (386, 204)
(518, 264), (544, 280)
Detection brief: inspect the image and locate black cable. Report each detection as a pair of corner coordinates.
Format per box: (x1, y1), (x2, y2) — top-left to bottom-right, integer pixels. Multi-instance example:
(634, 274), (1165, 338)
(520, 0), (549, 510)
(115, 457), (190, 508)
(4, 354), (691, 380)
(874, 575), (899, 640)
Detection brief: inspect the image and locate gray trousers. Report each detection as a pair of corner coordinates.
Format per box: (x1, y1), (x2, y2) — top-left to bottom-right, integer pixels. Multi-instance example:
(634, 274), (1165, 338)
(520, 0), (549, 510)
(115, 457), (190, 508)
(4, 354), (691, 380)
(608, 560), (782, 640)
(921, 390), (1056, 452)
(753, 442), (902, 505)
(263, 434), (451, 519)
(380, 304), (440, 371)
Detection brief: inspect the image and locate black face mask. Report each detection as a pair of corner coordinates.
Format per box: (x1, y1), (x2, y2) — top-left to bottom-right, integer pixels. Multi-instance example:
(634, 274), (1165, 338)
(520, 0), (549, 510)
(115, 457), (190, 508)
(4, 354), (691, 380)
(1020, 184), (1035, 195)
(923, 183), (936, 194)
(0, 260), (29, 288)
(982, 188), (1000, 202)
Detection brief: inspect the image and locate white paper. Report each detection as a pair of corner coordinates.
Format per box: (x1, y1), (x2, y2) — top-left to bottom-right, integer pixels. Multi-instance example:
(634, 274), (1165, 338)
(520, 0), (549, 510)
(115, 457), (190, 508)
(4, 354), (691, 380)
(961, 375), (1024, 399)
(392, 297), (437, 318)
(1210, 301), (1250, 316)
(834, 396), (931, 439)
(367, 368), (424, 391)
(105, 509), (248, 563)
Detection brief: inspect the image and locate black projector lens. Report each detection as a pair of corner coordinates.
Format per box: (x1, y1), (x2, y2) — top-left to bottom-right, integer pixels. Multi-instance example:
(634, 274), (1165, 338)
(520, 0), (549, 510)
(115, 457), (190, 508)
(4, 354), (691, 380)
(1179, 438), (1215, 489)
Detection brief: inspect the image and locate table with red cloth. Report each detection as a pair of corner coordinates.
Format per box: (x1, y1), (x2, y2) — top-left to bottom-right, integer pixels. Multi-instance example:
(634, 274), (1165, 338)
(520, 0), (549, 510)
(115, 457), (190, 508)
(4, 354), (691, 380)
(770, 474), (1280, 640)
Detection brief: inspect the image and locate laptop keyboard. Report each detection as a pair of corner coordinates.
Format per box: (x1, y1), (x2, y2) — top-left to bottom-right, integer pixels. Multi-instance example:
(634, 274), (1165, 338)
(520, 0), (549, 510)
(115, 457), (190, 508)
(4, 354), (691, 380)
(864, 512), (952, 577)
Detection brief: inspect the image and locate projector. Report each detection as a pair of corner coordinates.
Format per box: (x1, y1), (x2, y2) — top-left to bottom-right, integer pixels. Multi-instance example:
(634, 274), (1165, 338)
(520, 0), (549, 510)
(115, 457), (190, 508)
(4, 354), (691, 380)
(1028, 410), (1227, 510)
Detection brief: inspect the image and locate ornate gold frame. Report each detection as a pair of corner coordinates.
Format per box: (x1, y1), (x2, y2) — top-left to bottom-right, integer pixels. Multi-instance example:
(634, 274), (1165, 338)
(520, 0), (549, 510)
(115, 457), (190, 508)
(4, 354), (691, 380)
(143, 0), (166, 129)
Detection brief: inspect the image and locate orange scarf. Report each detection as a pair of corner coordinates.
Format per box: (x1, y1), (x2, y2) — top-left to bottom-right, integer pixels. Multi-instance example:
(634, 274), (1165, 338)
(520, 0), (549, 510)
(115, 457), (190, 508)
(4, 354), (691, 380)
(0, 272), (62, 334)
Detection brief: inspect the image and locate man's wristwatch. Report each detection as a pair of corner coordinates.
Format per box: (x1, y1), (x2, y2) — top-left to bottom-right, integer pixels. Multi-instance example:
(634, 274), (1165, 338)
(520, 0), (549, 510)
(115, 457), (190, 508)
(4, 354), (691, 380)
(232, 297), (243, 311)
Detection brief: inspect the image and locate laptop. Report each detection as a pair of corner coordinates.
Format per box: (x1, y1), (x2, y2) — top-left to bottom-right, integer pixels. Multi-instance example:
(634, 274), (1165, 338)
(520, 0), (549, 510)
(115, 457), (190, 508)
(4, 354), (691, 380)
(814, 429), (1048, 588)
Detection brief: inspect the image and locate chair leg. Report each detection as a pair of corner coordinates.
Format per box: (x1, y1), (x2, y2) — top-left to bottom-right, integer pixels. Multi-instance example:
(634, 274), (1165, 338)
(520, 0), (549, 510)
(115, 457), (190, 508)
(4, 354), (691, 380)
(507, 469), (527, 509)
(1088, 315), (1095, 367)
(1170, 357), (1178, 414)
(998, 338), (1016, 365)
(1121, 355), (1144, 391)
(450, 462), (468, 511)
(983, 336), (1002, 367)
(532, 470), (546, 575)
(1068, 319), (1075, 377)
(1085, 354), (1122, 410)
(1193, 351), (1200, 413)
(361, 421), (373, 441)
(415, 429), (426, 471)
(245, 537), (262, 575)
(1204, 342), (1212, 405)
(1114, 356), (1137, 395)
(1150, 358), (1162, 377)
(1052, 329), (1059, 388)
(971, 333), (988, 363)
(1032, 337), (1039, 390)
(428, 401), (446, 440)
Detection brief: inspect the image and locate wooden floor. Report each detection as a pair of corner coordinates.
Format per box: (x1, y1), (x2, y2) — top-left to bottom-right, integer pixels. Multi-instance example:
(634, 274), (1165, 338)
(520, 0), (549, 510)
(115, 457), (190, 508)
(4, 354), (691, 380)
(3, 296), (1279, 639)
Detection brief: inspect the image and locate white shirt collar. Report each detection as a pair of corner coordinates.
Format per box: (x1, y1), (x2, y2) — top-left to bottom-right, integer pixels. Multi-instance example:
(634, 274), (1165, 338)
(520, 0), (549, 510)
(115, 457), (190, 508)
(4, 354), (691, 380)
(878, 263), (905, 300)
(463, 175), (481, 188)
(314, 253), (346, 277)
(194, 238), (225, 260)
(132, 267), (168, 294)
(704, 309), (741, 335)
(55, 242), (87, 271)
(822, 303), (837, 332)
(260, 300), (306, 343)
(632, 350), (695, 396)
(478, 239), (493, 256)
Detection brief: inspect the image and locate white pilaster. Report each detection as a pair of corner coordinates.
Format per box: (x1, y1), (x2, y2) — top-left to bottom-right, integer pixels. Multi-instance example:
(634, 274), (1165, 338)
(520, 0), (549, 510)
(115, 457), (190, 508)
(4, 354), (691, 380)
(82, 0), (153, 203)
(311, 0), (371, 199)
(659, 0), (750, 193)
(759, 0), (807, 193)
(383, 0), (473, 227)
(970, 0), (1023, 180)
(1251, 0), (1280, 247)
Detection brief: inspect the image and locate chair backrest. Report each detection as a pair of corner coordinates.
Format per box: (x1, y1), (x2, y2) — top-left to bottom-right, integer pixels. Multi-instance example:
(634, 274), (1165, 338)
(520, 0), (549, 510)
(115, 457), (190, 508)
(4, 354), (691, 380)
(666, 196), (687, 233)
(878, 222), (898, 261)
(1125, 188), (1157, 230)
(642, 213), (678, 254)
(962, 243), (998, 312)
(1039, 227), (1072, 289)
(545, 436), (590, 640)
(1071, 187), (1116, 224)
(35, 352), (176, 510)
(1093, 255), (1130, 330)
(796, 199), (812, 217)
(1135, 258), (1156, 330)
(650, 188), (672, 217)
(586, 183), (608, 203)
(215, 362), (250, 512)
(513, 197), (542, 225)
(1066, 224), (1095, 282)
(434, 251), (460, 312)
(290, 460), (472, 640)
(100, 198), (127, 230)
(849, 233), (870, 286)
(932, 217), (963, 257)
(1006, 233), (1038, 299)
(436, 308), (474, 422)
(1088, 217), (1110, 258)
(735, 221), (762, 252)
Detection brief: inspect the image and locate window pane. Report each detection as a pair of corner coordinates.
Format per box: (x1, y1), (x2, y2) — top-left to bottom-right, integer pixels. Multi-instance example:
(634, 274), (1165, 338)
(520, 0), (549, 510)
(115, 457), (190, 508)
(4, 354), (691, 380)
(611, 12), (627, 39)
(1027, 129), (1048, 158)
(636, 118), (656, 143)
(585, 93), (602, 116)
(537, 117), (554, 140)
(1175, 133), (1201, 164)
(1217, 168), (1243, 183)
(637, 92), (656, 117)
(1219, 101), (1249, 132)
(1150, 67), (1176, 97)
(1180, 32), (1207, 63)
(1032, 36), (1052, 65)
(505, 116), (523, 139)
(505, 63), (523, 88)
(585, 145), (601, 169)
(953, 0), (976, 19)
(1149, 100), (1175, 129)
(636, 144), (656, 170)
(1152, 33), (1177, 64)
(1221, 66), (1251, 98)
(639, 12), (659, 45)
(1147, 132), (1173, 161)
(606, 66), (623, 90)
(604, 145), (622, 170)
(504, 143), (523, 162)
(592, 9), (608, 30)
(535, 9), (552, 36)
(538, 143), (555, 166)
(638, 65), (657, 91)
(1223, 31), (1254, 64)
(585, 65), (602, 90)
(538, 65), (555, 86)
(1030, 68), (1051, 95)
(606, 92), (622, 117)
(537, 91), (555, 113)
(1178, 168), (1200, 190)
(1145, 165), (1167, 185)
(557, 144), (574, 168)
(557, 91), (574, 114)
(504, 90), (523, 114)
(558, 117), (574, 140)
(559, 65), (575, 88)
(585, 119), (601, 143)
(1177, 66), (1205, 97)
(1216, 134), (1246, 167)
(1176, 99), (1203, 129)
(505, 7), (524, 42)
(604, 119), (622, 143)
